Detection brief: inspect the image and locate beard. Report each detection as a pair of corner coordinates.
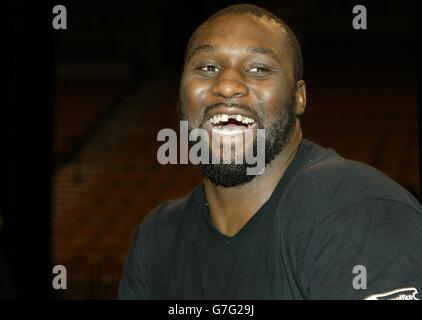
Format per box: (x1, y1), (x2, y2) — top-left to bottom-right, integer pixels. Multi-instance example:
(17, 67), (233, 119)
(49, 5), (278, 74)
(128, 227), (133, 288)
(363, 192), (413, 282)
(177, 94), (297, 188)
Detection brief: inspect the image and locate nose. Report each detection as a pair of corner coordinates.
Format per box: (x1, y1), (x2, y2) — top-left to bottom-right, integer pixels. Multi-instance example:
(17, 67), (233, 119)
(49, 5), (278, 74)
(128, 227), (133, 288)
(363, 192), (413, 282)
(211, 70), (249, 99)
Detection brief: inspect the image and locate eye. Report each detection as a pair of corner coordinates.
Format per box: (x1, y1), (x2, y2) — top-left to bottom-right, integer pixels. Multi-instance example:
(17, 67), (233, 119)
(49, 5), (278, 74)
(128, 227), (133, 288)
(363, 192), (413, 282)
(196, 65), (220, 73)
(248, 66), (271, 74)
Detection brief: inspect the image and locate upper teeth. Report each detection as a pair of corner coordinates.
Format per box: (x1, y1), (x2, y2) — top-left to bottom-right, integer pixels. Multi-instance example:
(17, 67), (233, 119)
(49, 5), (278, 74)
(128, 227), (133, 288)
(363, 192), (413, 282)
(209, 114), (255, 125)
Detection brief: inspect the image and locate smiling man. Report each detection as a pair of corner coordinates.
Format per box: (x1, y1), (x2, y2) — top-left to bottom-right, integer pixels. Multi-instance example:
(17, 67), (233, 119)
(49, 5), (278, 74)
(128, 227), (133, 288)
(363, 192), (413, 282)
(119, 4), (422, 300)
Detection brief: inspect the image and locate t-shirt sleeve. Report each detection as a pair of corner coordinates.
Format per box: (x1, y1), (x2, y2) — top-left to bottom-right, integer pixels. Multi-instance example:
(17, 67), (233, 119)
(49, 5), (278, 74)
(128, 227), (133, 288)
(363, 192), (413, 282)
(118, 223), (151, 300)
(307, 198), (422, 300)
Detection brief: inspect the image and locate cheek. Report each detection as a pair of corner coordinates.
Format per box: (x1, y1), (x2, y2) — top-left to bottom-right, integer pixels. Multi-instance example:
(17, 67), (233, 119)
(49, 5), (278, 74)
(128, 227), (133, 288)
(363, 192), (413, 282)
(252, 81), (288, 118)
(180, 76), (210, 121)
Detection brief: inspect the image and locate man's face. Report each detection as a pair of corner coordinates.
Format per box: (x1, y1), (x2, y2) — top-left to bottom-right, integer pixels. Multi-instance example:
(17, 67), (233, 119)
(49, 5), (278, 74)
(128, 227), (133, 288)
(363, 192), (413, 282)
(179, 14), (299, 187)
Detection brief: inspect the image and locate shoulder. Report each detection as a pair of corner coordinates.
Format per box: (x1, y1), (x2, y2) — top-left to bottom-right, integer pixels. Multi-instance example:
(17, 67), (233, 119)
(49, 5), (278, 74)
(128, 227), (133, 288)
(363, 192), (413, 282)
(290, 144), (421, 215)
(139, 191), (194, 236)
(278, 141), (422, 234)
(119, 193), (193, 300)
(123, 190), (196, 271)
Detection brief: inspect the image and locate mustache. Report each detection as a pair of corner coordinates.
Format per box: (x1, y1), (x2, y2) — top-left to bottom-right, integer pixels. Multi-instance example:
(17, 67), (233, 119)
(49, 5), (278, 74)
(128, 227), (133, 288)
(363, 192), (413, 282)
(200, 102), (262, 127)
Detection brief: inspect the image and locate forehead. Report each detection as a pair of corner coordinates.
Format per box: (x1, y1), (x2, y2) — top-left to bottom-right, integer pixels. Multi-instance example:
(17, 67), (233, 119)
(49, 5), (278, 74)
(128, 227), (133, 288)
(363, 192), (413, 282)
(189, 14), (290, 60)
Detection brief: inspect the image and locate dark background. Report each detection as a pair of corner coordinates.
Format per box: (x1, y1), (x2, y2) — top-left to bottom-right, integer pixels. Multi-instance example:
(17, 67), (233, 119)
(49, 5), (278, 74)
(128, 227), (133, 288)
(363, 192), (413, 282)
(2, 0), (421, 299)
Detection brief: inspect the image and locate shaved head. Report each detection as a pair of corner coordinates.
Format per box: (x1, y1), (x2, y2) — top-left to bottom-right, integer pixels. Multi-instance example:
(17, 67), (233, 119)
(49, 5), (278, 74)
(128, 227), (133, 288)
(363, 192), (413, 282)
(184, 3), (303, 81)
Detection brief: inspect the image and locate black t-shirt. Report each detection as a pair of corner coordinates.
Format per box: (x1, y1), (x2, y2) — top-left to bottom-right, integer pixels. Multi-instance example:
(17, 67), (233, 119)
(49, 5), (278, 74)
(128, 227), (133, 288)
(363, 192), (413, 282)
(119, 139), (422, 300)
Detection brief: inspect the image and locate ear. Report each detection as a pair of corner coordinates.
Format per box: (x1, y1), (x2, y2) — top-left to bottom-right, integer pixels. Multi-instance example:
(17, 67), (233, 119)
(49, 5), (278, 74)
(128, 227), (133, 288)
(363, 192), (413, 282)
(295, 80), (306, 116)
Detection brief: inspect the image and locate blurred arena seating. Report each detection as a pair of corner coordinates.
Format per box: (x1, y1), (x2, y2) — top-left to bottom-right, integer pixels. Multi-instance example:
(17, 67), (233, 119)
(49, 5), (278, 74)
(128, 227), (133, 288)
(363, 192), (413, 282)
(54, 62), (131, 164)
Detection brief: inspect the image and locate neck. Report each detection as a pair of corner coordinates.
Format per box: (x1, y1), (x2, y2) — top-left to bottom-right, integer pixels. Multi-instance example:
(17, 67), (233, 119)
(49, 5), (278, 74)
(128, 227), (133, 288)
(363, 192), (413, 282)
(203, 120), (303, 237)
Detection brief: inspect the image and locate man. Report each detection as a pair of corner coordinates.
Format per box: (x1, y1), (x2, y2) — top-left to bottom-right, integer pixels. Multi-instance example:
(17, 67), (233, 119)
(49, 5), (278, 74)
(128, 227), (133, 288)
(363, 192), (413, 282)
(119, 4), (422, 299)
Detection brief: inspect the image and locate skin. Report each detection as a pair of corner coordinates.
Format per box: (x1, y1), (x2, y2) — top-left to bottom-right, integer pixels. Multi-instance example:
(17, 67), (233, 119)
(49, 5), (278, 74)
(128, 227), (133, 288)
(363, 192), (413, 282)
(180, 13), (307, 236)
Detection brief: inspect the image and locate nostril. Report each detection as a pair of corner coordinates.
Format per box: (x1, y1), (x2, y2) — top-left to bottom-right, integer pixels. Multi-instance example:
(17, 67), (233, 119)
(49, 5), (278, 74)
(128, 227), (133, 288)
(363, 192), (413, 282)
(213, 85), (248, 98)
(212, 81), (249, 99)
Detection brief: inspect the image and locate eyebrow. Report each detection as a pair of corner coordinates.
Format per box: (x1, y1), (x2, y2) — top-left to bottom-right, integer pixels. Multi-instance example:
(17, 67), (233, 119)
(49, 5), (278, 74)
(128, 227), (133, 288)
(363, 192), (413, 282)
(187, 44), (215, 61)
(187, 44), (281, 63)
(247, 46), (281, 63)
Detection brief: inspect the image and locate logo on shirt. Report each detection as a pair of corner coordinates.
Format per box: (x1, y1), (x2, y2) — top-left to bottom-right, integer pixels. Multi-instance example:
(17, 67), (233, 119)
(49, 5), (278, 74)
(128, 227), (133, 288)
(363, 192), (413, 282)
(364, 287), (420, 300)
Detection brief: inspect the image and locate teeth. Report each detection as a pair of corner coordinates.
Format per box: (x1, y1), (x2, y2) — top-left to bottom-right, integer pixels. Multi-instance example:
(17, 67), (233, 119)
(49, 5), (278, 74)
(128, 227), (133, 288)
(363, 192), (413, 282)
(209, 114), (255, 126)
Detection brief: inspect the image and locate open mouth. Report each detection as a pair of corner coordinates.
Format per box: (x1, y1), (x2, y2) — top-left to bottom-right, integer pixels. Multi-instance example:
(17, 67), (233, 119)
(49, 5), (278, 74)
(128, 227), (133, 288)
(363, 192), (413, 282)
(208, 114), (256, 135)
